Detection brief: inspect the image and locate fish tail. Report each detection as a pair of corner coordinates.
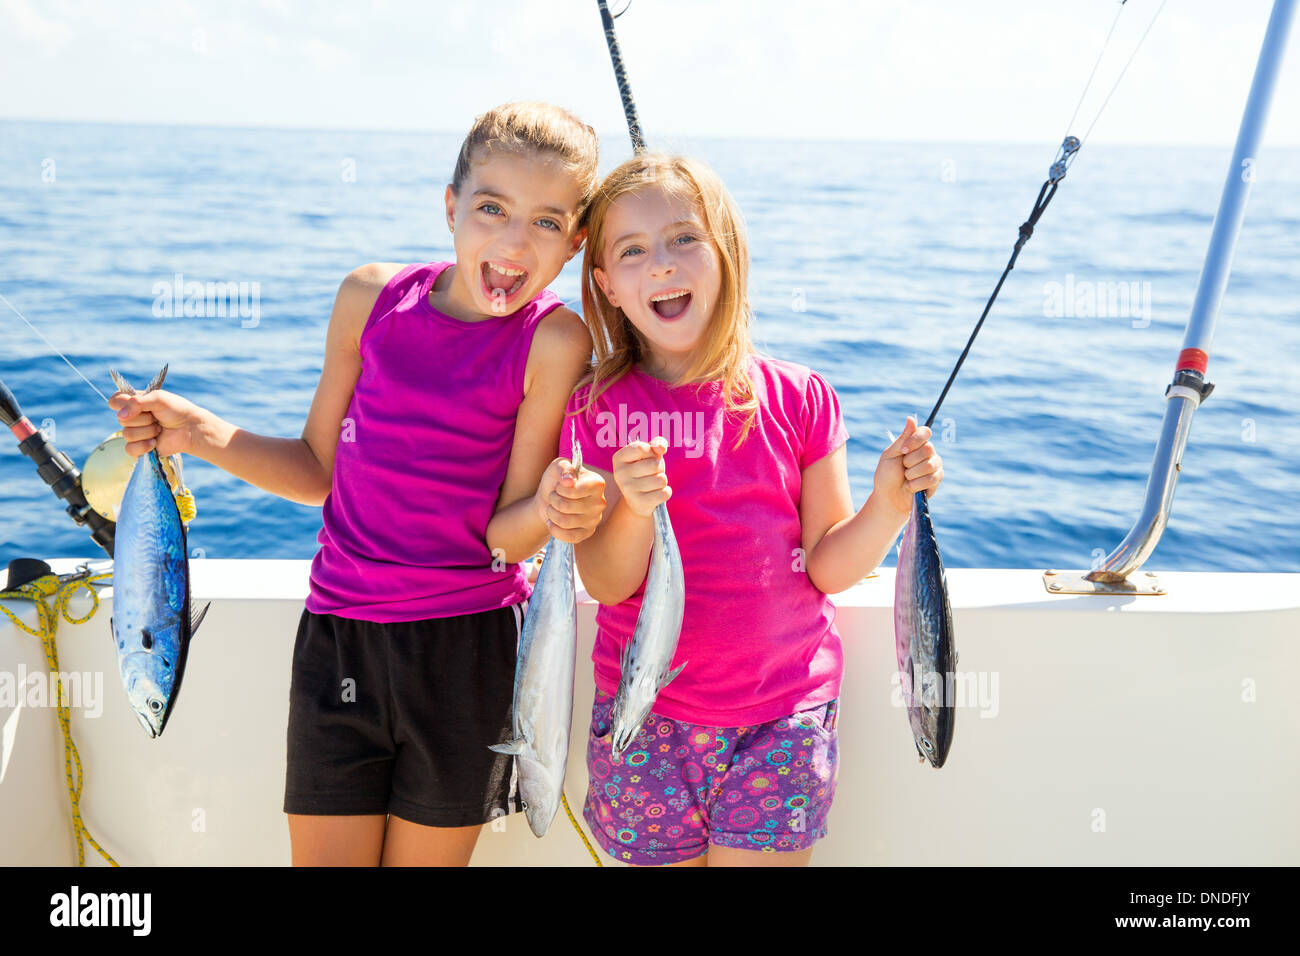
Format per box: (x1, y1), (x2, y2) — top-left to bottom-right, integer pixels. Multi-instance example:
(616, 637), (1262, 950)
(109, 368), (135, 396)
(571, 421), (583, 474)
(110, 364), (168, 396)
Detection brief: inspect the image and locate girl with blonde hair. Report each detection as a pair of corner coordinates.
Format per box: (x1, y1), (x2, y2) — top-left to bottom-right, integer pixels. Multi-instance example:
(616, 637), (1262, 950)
(561, 153), (944, 866)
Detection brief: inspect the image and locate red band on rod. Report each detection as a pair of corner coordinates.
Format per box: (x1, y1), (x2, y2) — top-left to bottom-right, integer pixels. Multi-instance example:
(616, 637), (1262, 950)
(9, 418), (37, 442)
(1176, 348), (1209, 374)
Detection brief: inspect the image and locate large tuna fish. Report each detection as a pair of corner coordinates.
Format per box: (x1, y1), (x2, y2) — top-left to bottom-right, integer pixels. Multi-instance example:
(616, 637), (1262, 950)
(894, 489), (956, 768)
(109, 366), (209, 737)
(489, 436), (584, 837)
(609, 501), (686, 758)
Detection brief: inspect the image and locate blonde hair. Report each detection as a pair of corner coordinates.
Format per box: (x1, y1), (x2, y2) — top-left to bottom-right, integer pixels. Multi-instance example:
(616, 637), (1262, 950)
(451, 101), (600, 223)
(575, 153), (759, 447)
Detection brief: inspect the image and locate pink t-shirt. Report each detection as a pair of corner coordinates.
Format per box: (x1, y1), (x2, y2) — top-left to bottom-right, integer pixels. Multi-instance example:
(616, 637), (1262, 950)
(560, 353), (850, 726)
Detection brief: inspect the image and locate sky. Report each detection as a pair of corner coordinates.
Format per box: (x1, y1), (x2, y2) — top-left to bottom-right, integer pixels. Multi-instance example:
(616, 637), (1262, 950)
(1, 0), (1298, 145)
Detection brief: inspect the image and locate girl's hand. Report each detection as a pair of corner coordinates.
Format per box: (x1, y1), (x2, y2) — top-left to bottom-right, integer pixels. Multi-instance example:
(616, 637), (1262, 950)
(874, 415), (944, 518)
(108, 388), (208, 458)
(612, 437), (670, 518)
(534, 458), (607, 544)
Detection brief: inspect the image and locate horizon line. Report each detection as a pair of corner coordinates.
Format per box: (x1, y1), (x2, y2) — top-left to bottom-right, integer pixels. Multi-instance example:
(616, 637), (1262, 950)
(3, 115), (1296, 151)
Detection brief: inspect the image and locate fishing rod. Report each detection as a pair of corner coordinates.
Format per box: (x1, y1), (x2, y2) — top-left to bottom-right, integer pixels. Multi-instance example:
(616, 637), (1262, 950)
(596, 0), (646, 153)
(0, 376), (116, 557)
(1081, 0), (1297, 588)
(893, 1), (1175, 767)
(923, 0), (1166, 431)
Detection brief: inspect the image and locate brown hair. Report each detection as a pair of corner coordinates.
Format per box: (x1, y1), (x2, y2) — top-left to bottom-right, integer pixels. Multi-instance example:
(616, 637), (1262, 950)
(575, 152), (760, 447)
(451, 101), (600, 223)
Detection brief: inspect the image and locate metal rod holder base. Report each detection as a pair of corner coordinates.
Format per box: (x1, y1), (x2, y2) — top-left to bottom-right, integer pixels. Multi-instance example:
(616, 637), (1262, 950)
(1042, 569), (1166, 596)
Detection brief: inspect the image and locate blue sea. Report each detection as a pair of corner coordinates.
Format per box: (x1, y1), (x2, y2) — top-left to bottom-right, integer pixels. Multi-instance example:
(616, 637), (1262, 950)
(1, 121), (1297, 572)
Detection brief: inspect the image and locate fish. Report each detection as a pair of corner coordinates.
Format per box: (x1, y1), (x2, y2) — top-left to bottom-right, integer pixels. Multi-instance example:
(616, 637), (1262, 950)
(894, 488), (957, 768)
(488, 433), (583, 837)
(108, 365), (209, 738)
(609, 500), (686, 757)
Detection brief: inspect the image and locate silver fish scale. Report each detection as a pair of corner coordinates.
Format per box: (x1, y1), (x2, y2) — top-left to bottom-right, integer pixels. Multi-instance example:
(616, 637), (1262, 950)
(894, 490), (956, 768)
(489, 436), (583, 837)
(609, 501), (686, 757)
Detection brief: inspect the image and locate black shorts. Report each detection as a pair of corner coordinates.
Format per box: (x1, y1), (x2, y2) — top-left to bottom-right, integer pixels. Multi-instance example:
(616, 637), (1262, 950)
(283, 604), (524, 827)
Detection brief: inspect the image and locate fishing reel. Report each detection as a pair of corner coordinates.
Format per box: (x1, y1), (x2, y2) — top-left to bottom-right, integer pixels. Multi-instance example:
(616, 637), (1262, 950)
(1, 379), (116, 556)
(1, 376), (195, 560)
(81, 433), (194, 525)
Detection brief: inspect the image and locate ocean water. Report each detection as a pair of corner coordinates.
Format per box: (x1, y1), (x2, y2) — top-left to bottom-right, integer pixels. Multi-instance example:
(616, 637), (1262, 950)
(1, 121), (1297, 573)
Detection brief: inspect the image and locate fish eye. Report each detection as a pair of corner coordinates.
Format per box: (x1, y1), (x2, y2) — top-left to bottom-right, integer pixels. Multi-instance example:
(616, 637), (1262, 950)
(149, 699), (163, 713)
(922, 738), (933, 751)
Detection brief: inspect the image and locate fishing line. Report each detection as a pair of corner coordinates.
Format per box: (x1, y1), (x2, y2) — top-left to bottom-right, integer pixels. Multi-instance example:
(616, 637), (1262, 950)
(1078, 0), (1168, 146)
(1061, 1), (1129, 142)
(0, 291), (110, 403)
(922, 0), (1166, 429)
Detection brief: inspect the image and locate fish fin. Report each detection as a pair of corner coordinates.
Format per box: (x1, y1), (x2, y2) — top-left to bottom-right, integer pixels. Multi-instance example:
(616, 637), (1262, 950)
(488, 738), (525, 756)
(915, 743), (925, 763)
(190, 601), (211, 636)
(619, 637), (633, 674)
(571, 423), (583, 474)
(659, 660), (687, 691)
(109, 368), (134, 396)
(169, 453), (185, 491)
(145, 364), (168, 392)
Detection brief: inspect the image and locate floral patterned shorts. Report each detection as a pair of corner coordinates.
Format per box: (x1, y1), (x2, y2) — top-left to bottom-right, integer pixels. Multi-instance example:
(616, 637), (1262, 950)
(583, 687), (839, 865)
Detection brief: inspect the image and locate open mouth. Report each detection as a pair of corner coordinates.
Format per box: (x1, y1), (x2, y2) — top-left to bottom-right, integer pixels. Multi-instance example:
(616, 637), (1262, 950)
(649, 289), (692, 320)
(481, 260), (529, 308)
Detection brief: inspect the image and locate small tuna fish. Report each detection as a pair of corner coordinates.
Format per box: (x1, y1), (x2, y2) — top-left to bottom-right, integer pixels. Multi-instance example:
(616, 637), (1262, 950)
(109, 366), (209, 737)
(894, 489), (956, 768)
(489, 434), (583, 837)
(609, 501), (686, 757)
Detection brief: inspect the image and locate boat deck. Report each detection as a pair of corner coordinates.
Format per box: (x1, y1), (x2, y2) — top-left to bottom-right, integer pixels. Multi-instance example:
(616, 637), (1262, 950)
(2, 559), (1297, 865)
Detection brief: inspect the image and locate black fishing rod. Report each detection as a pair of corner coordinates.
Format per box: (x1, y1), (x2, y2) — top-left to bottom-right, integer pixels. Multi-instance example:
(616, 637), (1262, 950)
(596, 0), (646, 152)
(922, 0), (1164, 429)
(0, 376), (115, 557)
(921, 137), (1078, 430)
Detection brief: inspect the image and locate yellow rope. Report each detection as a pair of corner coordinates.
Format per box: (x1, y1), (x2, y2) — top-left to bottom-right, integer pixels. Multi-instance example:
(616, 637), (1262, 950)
(0, 570), (119, 867)
(561, 790), (603, 866)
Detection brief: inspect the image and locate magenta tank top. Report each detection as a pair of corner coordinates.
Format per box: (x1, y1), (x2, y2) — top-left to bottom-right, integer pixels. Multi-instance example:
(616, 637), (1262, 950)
(306, 260), (562, 621)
